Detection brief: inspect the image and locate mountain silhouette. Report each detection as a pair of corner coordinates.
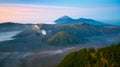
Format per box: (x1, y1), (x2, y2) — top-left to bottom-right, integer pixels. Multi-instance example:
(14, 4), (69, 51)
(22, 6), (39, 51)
(55, 15), (106, 25)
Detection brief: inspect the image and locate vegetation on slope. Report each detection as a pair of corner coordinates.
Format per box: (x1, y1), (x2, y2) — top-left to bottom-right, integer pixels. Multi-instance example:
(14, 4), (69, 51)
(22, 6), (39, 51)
(58, 43), (120, 67)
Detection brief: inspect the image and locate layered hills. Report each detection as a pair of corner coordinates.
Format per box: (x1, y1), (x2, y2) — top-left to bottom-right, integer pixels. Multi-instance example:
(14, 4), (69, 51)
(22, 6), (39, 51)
(15, 23), (120, 38)
(0, 22), (120, 51)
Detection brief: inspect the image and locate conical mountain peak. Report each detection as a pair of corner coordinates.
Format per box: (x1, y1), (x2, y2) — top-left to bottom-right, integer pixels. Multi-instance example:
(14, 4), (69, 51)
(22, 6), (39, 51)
(46, 32), (86, 46)
(61, 15), (72, 19)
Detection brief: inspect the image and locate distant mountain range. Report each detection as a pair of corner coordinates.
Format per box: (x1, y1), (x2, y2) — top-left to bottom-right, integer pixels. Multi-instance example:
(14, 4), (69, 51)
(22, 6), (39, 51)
(55, 16), (107, 25)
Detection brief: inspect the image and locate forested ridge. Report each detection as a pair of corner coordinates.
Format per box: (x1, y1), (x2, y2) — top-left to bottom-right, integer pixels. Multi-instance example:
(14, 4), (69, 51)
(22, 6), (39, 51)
(58, 43), (120, 67)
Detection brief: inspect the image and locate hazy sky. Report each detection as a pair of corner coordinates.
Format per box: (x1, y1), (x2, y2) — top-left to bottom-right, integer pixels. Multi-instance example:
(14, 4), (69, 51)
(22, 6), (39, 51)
(0, 0), (120, 24)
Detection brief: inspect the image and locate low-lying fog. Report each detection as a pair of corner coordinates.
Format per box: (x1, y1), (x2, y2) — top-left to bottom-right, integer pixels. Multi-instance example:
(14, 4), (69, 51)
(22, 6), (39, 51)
(0, 31), (120, 67)
(0, 31), (21, 42)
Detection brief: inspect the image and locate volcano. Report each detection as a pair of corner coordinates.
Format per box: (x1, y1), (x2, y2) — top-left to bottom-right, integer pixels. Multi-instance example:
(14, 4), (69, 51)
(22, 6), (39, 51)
(46, 32), (87, 46)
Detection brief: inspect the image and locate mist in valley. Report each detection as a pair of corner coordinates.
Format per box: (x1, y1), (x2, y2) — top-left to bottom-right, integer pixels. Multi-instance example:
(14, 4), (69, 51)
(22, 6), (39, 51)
(0, 29), (120, 67)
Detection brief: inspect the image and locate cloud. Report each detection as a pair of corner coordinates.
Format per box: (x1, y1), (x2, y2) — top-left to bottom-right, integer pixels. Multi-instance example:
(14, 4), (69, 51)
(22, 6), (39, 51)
(0, 3), (119, 23)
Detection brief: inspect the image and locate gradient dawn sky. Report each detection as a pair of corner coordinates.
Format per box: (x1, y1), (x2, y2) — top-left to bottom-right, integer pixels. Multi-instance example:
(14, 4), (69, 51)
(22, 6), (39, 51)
(0, 0), (120, 24)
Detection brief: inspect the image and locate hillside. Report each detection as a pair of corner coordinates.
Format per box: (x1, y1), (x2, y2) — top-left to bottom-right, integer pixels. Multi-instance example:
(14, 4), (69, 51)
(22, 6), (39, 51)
(58, 43), (120, 67)
(46, 32), (87, 46)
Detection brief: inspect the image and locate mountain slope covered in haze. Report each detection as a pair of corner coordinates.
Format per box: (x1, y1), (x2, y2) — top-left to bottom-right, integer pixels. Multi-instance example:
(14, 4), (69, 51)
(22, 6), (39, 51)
(0, 22), (32, 32)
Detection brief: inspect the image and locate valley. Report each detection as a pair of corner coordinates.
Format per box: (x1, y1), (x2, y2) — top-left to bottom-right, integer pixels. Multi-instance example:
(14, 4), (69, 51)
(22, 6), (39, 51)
(0, 22), (120, 67)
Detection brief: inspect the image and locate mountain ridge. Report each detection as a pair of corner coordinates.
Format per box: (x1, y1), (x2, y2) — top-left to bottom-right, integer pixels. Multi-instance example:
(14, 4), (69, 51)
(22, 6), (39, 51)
(55, 15), (107, 25)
